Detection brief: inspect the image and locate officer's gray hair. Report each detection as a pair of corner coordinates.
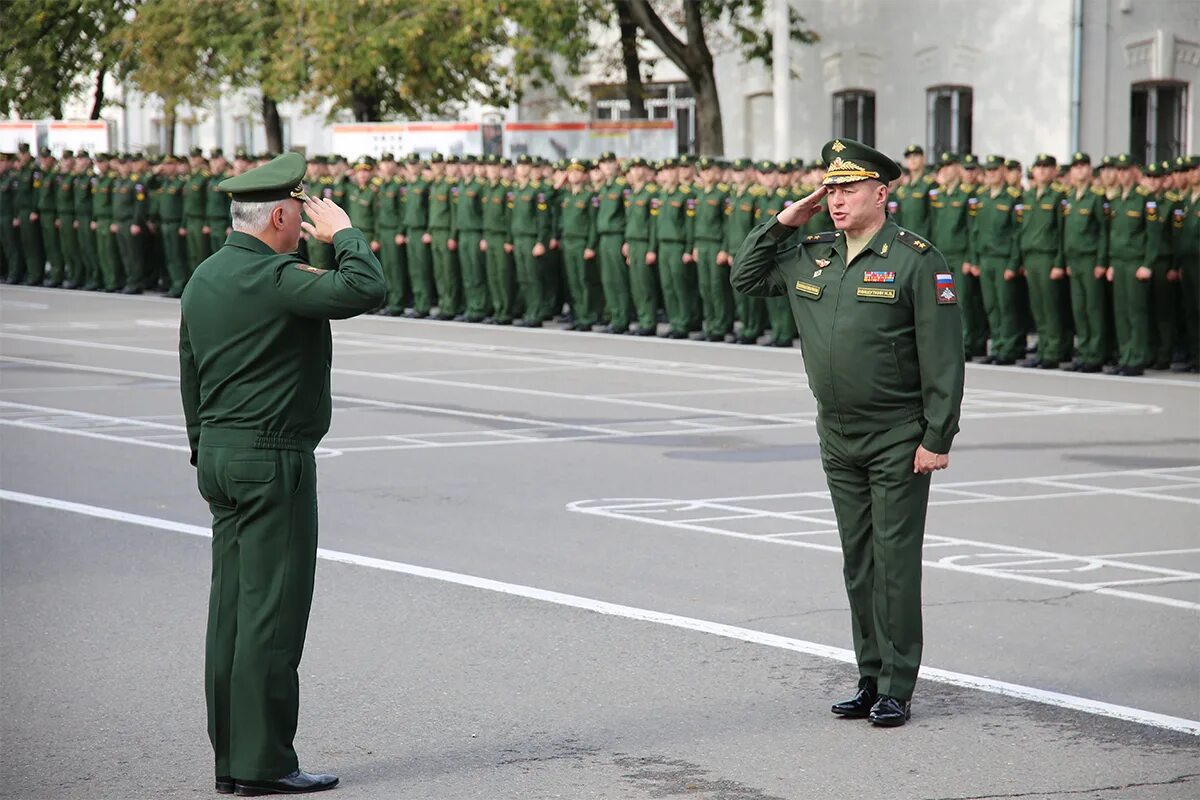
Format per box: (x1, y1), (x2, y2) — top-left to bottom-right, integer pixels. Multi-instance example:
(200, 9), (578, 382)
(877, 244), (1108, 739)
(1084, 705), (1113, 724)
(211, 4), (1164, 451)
(231, 199), (288, 233)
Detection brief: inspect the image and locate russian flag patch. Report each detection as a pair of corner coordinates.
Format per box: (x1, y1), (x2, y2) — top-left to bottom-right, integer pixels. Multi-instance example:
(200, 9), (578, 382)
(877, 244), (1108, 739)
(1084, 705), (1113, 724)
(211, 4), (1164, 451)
(935, 272), (957, 304)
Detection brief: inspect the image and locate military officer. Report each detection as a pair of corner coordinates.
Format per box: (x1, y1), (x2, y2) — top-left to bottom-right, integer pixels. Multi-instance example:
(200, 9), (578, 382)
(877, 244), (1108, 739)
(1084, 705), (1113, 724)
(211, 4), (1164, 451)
(73, 152), (100, 290)
(725, 158), (766, 344)
(54, 149), (78, 288)
(892, 144), (934, 239)
(732, 138), (964, 727)
(1060, 152), (1110, 372)
(1018, 153), (1070, 368)
(1105, 154), (1154, 376)
(557, 158), (601, 331)
(451, 155), (490, 322)
(967, 155), (1024, 364)
(14, 143), (43, 285)
(1143, 161), (1180, 369)
(692, 156), (734, 341)
(754, 161), (798, 347)
(428, 154), (463, 319)
(654, 159), (698, 336)
(92, 154), (122, 292)
(480, 156), (517, 324)
(205, 150), (232, 255)
(0, 153), (23, 283)
(402, 154), (436, 317)
(34, 147), (62, 286)
(621, 157), (660, 336)
(1173, 155), (1199, 373)
(373, 153), (409, 316)
(510, 154), (552, 327)
(156, 156), (189, 296)
(180, 153), (384, 796)
(929, 153), (977, 359)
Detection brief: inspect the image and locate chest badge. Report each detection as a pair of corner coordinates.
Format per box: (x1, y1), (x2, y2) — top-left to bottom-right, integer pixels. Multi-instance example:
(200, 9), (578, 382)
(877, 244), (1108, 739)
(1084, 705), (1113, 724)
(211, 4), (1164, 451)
(863, 271), (896, 283)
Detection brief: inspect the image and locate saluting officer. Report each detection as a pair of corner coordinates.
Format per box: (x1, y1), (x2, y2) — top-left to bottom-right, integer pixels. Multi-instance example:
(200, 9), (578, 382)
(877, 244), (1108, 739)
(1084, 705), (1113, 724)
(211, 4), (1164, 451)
(180, 153), (385, 796)
(733, 138), (964, 728)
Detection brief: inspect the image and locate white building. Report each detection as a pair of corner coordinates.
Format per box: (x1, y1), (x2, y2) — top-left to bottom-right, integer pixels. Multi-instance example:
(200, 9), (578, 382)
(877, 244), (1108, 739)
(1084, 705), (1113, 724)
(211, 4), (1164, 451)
(34, 0), (1200, 165)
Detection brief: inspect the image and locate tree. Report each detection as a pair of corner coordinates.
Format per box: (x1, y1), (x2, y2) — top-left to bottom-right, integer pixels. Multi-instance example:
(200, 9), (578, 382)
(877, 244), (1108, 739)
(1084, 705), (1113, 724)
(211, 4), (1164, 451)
(625, 0), (818, 155)
(614, 0), (648, 118)
(0, 0), (135, 120)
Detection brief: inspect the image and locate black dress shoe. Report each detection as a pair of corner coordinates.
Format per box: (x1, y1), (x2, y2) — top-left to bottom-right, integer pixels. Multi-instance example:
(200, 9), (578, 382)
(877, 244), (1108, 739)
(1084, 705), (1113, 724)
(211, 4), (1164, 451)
(234, 770), (339, 796)
(976, 355), (997, 364)
(1037, 360), (1060, 369)
(1018, 357), (1042, 368)
(120, 286), (142, 295)
(668, 330), (689, 339)
(1121, 366), (1144, 376)
(1077, 362), (1102, 373)
(634, 327), (656, 336)
(831, 679), (878, 718)
(736, 335), (757, 345)
(868, 695), (911, 727)
(216, 776), (234, 794)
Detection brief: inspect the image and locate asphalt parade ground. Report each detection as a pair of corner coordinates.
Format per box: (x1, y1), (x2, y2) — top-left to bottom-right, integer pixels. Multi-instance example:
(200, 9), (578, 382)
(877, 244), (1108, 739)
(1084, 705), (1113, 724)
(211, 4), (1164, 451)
(1, 284), (1198, 800)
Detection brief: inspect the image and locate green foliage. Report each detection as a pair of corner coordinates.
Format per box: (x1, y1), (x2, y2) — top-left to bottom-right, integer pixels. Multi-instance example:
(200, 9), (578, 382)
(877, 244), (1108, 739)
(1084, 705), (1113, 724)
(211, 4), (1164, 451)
(701, 0), (819, 67)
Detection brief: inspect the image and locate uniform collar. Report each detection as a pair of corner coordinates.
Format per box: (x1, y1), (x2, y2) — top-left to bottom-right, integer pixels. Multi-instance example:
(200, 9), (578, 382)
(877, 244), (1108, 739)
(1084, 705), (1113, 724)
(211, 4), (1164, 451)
(225, 230), (277, 256)
(833, 217), (898, 263)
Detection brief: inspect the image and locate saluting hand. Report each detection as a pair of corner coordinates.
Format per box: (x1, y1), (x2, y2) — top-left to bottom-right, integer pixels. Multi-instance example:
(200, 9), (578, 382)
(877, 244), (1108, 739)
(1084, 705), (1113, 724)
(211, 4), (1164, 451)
(300, 196), (352, 244)
(775, 185), (828, 228)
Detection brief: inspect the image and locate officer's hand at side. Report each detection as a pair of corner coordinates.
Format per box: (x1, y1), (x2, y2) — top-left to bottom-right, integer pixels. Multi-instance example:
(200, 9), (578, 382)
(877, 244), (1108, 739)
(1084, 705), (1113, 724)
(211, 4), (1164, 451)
(1135, 266), (1151, 281)
(479, 239), (488, 252)
(447, 238), (457, 252)
(584, 248), (595, 260)
(503, 242), (514, 254)
(1166, 269), (1179, 283)
(370, 240), (380, 252)
(775, 185), (828, 228)
(1106, 267), (1114, 282)
(621, 242), (629, 258)
(29, 212), (38, 222)
(421, 232), (433, 245)
(913, 445), (949, 474)
(300, 196), (352, 244)
(1093, 265), (1105, 279)
(394, 233), (404, 245)
(532, 242), (545, 257)
(646, 251), (656, 266)
(1049, 267), (1064, 280)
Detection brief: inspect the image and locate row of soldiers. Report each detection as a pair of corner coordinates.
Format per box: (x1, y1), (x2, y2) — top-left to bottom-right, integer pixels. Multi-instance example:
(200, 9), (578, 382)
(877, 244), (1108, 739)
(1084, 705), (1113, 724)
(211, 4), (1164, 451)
(2, 143), (1197, 373)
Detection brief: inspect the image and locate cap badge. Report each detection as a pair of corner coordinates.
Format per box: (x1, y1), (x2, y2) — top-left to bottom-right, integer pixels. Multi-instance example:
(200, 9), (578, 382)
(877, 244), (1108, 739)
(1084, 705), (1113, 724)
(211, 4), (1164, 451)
(831, 140), (847, 153)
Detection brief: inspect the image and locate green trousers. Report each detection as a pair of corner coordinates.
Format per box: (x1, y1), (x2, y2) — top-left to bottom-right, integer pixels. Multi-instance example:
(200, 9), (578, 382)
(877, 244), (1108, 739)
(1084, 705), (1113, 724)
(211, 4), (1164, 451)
(60, 218), (80, 285)
(19, 214), (44, 284)
(1149, 259), (1179, 365)
(1023, 252), (1069, 362)
(208, 222), (226, 256)
(696, 241), (733, 337)
(598, 233), (633, 331)
(819, 418), (931, 702)
(1065, 256), (1107, 367)
(657, 242), (690, 334)
(95, 223), (123, 291)
(1111, 258), (1151, 369)
(1, 216), (25, 282)
(1180, 256), (1199, 366)
(562, 238), (601, 327)
(512, 236), (544, 325)
(76, 220), (98, 288)
(186, 218), (211, 272)
(39, 215), (64, 284)
(456, 231), (489, 321)
(117, 226), (146, 290)
(161, 223), (188, 295)
(735, 291), (767, 341)
(977, 256), (1024, 361)
(946, 255), (986, 357)
(430, 228), (463, 316)
(627, 240), (659, 333)
(544, 245), (566, 320)
(483, 235), (517, 323)
(376, 228), (406, 314)
(766, 296), (796, 345)
(197, 439), (318, 781)
(405, 229), (436, 315)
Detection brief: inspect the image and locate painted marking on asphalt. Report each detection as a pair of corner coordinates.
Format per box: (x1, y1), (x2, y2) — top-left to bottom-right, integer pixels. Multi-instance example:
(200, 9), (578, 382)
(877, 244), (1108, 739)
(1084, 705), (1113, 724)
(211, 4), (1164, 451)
(2, 487), (1197, 737)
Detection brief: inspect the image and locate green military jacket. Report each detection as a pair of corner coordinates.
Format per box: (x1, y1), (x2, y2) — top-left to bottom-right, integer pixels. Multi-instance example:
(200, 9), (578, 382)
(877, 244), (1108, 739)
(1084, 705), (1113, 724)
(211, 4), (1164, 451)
(1018, 183), (1066, 264)
(1061, 184), (1109, 263)
(451, 177), (483, 235)
(654, 184), (694, 249)
(14, 163), (36, 215)
(624, 182), (658, 250)
(34, 166), (57, 214)
(732, 216), (964, 452)
(723, 185), (758, 255)
(93, 171), (116, 222)
(481, 180), (512, 238)
(595, 178), (626, 236)
(891, 172), (935, 239)
(692, 183), (728, 244)
(346, 180), (378, 238)
(182, 171), (209, 219)
(1105, 186), (1153, 263)
(74, 172), (96, 221)
(374, 177), (404, 232)
(111, 176), (134, 224)
(330, 176), (349, 211)
(929, 181), (972, 261)
(402, 178), (430, 230)
(1145, 190), (1178, 267)
(557, 187), (597, 248)
(968, 185), (1022, 264)
(428, 178), (455, 231)
(157, 175), (185, 223)
(797, 185), (835, 239)
(205, 172), (231, 229)
(1175, 189), (1200, 271)
(179, 228), (386, 464)
(56, 170), (76, 219)
(0, 168), (14, 220)
(509, 179), (551, 242)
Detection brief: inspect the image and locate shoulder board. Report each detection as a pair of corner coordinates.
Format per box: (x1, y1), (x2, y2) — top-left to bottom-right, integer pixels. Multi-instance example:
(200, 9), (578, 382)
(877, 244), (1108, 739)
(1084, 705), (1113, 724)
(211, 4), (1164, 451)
(774, 188), (789, 198)
(294, 264), (327, 275)
(1006, 186), (1022, 198)
(615, 177), (627, 186)
(530, 179), (541, 188)
(1136, 186), (1149, 196)
(802, 231), (838, 243)
(716, 182), (730, 192)
(371, 177), (383, 186)
(1165, 190), (1181, 202)
(1050, 181), (1066, 192)
(961, 182), (975, 193)
(896, 229), (932, 253)
(1089, 185), (1106, 197)
(922, 174), (936, 184)
(679, 185), (691, 194)
(500, 179), (511, 187)
(646, 182), (658, 192)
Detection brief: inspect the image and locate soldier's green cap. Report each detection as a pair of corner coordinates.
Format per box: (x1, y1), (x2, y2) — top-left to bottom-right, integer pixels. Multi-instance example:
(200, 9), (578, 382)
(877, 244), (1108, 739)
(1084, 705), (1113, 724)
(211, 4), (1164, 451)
(1032, 152), (1057, 167)
(597, 151), (617, 162)
(961, 153), (980, 168)
(405, 153), (422, 164)
(565, 158), (589, 172)
(216, 151), (307, 202)
(937, 151), (960, 166)
(730, 158), (752, 170)
(755, 160), (775, 173)
(234, 147), (249, 159)
(380, 152), (395, 162)
(189, 147), (203, 158)
(1177, 155), (1197, 170)
(429, 152), (445, 163)
(515, 154), (535, 165)
(805, 159), (823, 171)
(17, 143), (30, 154)
(1113, 153), (1134, 168)
(209, 148), (224, 158)
(76, 150), (90, 159)
(60, 149), (74, 159)
(626, 156), (649, 168)
(353, 156), (375, 170)
(983, 154), (1005, 170)
(1144, 161), (1164, 177)
(132, 151), (147, 161)
(903, 144), (924, 157)
(1004, 158), (1021, 170)
(1099, 155), (1115, 167)
(1069, 151), (1091, 166)
(463, 154), (479, 164)
(118, 152), (132, 162)
(677, 154), (695, 167)
(696, 156), (719, 170)
(820, 138), (901, 185)
(446, 154), (461, 164)
(39, 146), (52, 157)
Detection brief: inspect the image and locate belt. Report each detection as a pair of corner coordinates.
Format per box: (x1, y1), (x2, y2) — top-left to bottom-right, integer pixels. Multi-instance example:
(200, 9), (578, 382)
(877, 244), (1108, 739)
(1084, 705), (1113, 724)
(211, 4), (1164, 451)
(199, 425), (319, 452)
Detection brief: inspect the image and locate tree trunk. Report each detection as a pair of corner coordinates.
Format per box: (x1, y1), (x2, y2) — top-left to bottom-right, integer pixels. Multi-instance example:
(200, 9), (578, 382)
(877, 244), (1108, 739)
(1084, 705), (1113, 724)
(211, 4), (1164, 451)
(351, 88), (381, 122)
(692, 66), (724, 156)
(89, 67), (106, 120)
(615, 0), (647, 118)
(163, 103), (176, 155)
(262, 94), (284, 152)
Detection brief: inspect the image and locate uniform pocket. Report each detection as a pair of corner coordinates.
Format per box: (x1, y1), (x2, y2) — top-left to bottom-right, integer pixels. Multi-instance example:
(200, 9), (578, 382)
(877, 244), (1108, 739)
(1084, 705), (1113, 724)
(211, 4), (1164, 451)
(228, 460), (277, 483)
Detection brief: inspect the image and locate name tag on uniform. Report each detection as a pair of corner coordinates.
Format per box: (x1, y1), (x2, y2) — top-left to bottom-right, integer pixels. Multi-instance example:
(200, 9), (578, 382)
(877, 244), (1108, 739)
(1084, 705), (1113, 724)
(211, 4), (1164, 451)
(857, 287), (897, 300)
(795, 280), (823, 298)
(863, 271), (895, 283)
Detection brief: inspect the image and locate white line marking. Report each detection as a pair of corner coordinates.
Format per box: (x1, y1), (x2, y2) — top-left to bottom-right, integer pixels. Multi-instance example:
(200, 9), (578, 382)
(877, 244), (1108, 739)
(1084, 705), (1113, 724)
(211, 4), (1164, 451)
(2, 487), (1196, 737)
(1027, 478), (1200, 507)
(1092, 548), (1200, 559)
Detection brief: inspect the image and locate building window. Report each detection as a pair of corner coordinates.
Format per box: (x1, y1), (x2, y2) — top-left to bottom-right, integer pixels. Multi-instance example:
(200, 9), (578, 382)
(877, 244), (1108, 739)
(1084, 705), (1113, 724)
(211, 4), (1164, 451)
(591, 81), (696, 154)
(927, 86), (972, 156)
(833, 90), (875, 146)
(1131, 82), (1188, 164)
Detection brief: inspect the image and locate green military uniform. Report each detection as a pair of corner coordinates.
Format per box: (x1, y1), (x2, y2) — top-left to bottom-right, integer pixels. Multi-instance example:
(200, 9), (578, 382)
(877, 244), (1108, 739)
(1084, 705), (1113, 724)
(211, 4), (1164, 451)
(183, 164), (212, 271)
(451, 168), (489, 321)
(480, 174), (516, 324)
(510, 165), (553, 327)
(307, 175), (337, 270)
(693, 170), (733, 340)
(891, 172), (935, 240)
(754, 175), (798, 346)
(55, 157), (78, 287)
(557, 163), (601, 329)
(732, 139), (964, 719)
(595, 165), (633, 332)
(725, 171), (765, 343)
(402, 168), (436, 317)
(428, 169), (463, 318)
(1145, 163), (1180, 367)
(655, 175), (697, 335)
(0, 159), (26, 283)
(1018, 156), (1070, 365)
(624, 165), (661, 335)
(35, 156), (63, 285)
(967, 157), (1024, 363)
(15, 155), (43, 284)
(179, 153), (385, 787)
(929, 158), (983, 357)
(1174, 159), (1200, 371)
(113, 169), (149, 291)
(374, 170), (408, 315)
(205, 171), (231, 255)
(93, 165), (122, 291)
(158, 166), (188, 296)
(1107, 157), (1155, 373)
(1061, 153), (1110, 370)
(73, 162), (99, 290)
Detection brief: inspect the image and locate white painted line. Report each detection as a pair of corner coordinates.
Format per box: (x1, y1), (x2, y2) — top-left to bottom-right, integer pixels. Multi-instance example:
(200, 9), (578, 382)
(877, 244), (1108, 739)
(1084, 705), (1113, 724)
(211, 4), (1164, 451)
(2, 487), (1197, 737)
(1027, 478), (1200, 507)
(1092, 548), (1200, 559)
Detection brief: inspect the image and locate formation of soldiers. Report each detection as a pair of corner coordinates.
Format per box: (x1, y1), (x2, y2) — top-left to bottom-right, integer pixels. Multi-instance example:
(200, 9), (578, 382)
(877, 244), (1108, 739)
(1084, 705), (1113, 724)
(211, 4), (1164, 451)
(2, 142), (1197, 374)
